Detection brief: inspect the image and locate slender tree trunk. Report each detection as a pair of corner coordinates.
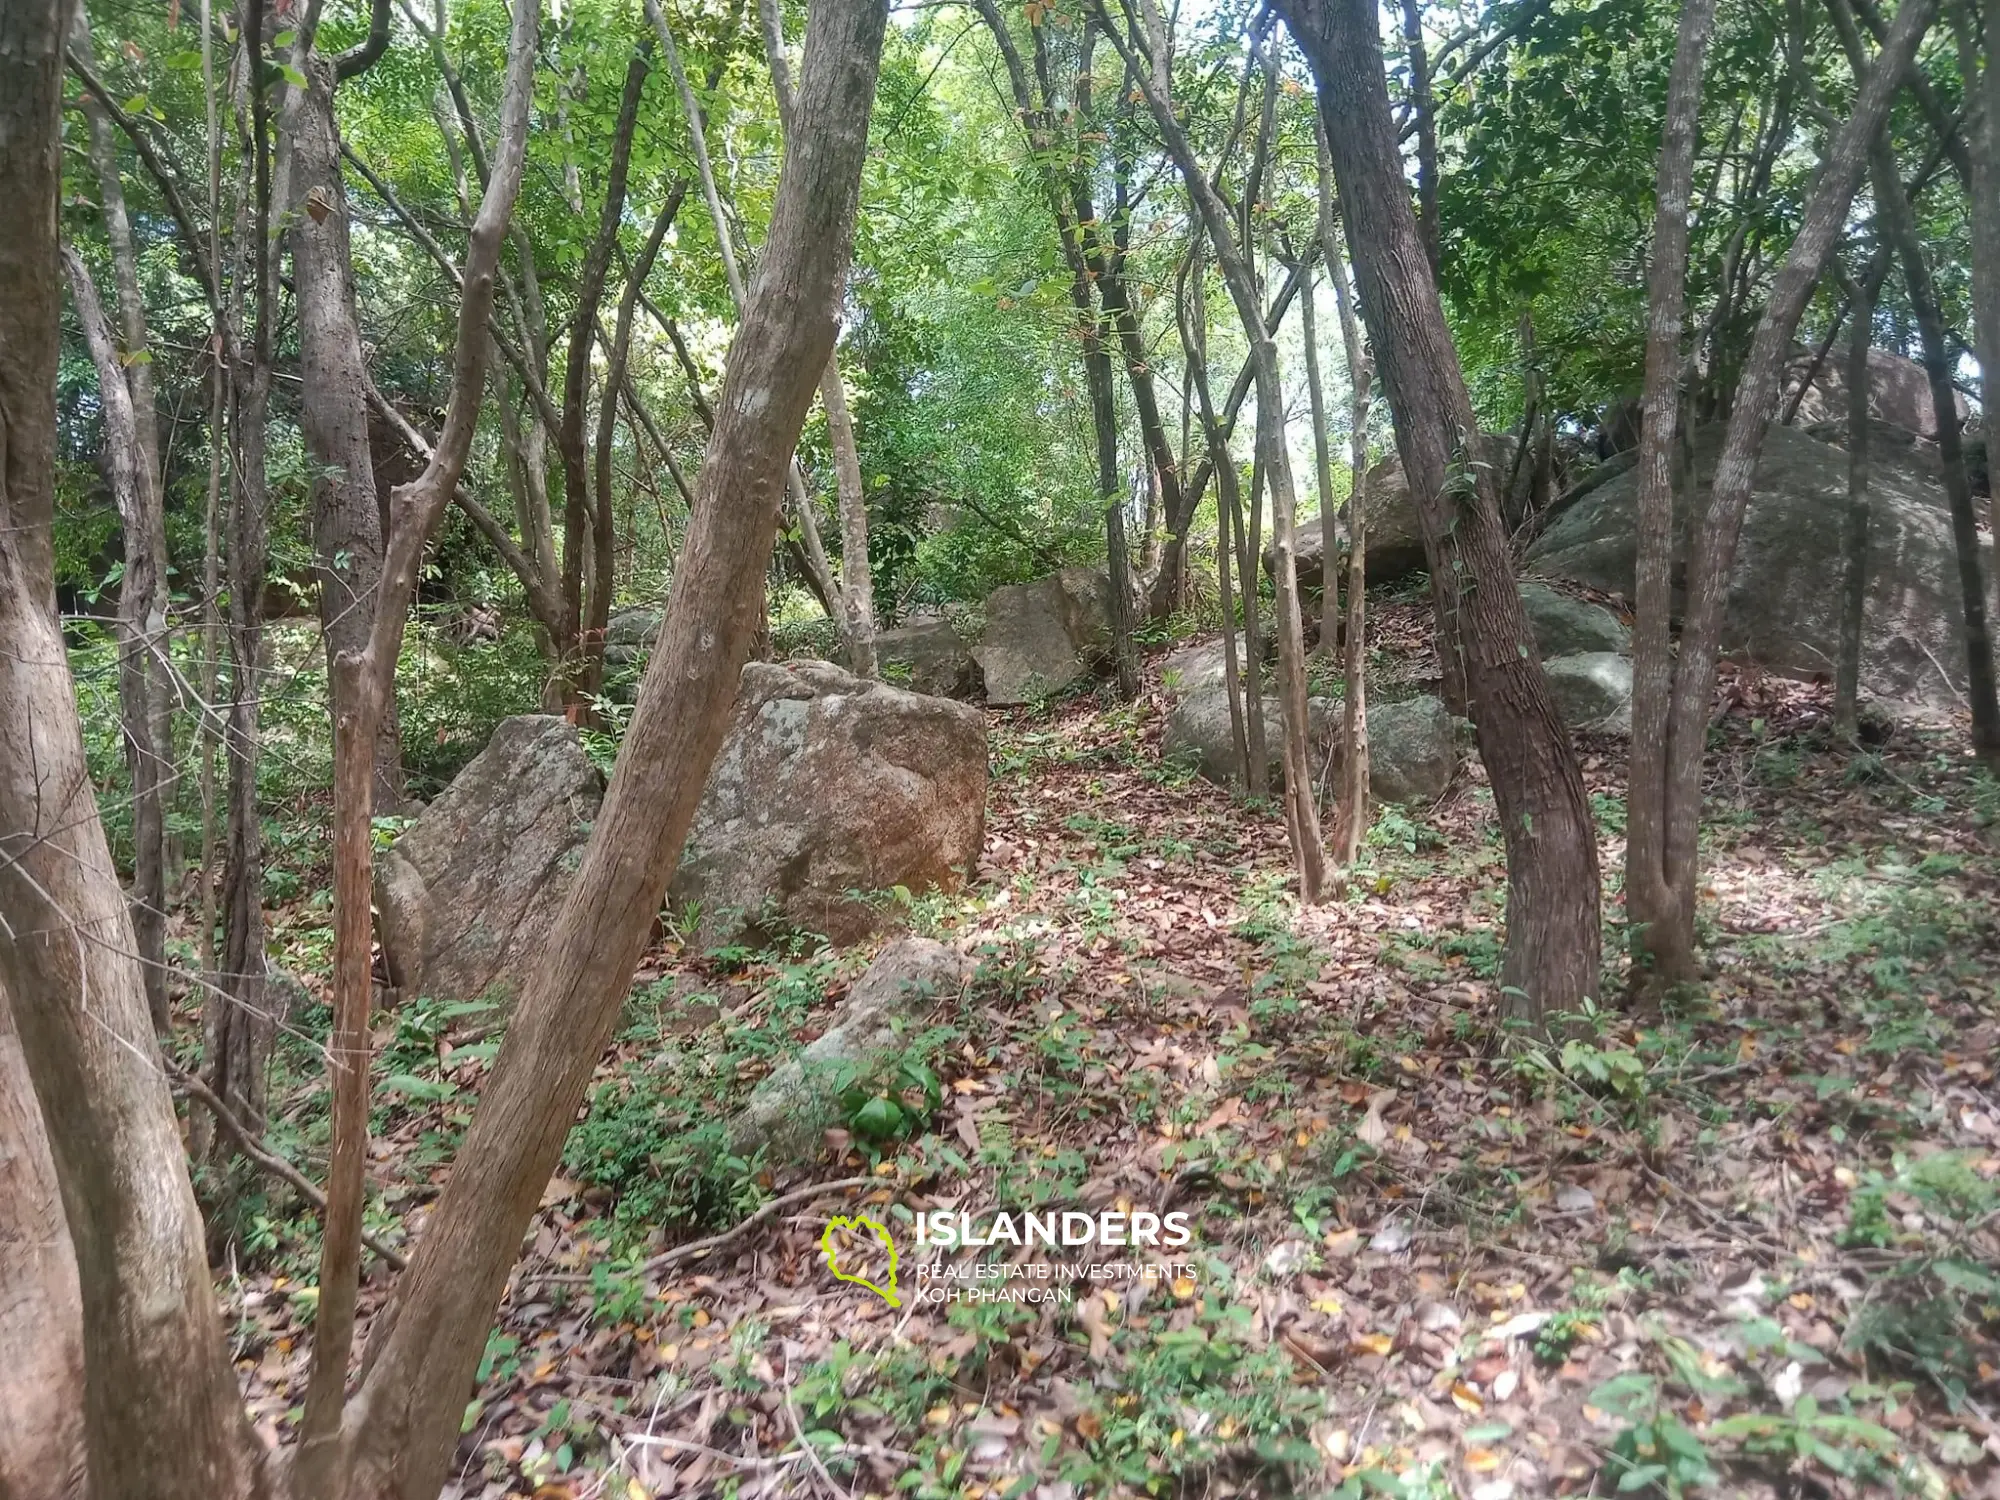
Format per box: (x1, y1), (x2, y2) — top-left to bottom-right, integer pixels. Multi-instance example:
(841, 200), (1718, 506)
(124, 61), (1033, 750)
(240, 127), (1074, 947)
(1399, 0), (1440, 277)
(1300, 264), (1339, 654)
(0, 981), (85, 1500)
(560, 42), (650, 703)
(60, 248), (173, 1035)
(1834, 254), (1887, 738)
(1653, 0), (1936, 967)
(1241, 453), (1271, 796)
(1625, 0), (1717, 993)
(762, 0), (879, 675)
(291, 59), (406, 809)
(1956, 2), (2000, 640)
(1864, 124), (2000, 756)
(1280, 0), (1600, 1021)
(1317, 124), (1373, 864)
(334, 7), (888, 1497)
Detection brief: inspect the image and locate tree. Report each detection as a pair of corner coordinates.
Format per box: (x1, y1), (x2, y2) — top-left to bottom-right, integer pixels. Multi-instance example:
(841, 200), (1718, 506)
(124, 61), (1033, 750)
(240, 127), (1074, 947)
(1625, 0), (1718, 991)
(1279, 0), (1601, 1026)
(1634, 0), (1936, 984)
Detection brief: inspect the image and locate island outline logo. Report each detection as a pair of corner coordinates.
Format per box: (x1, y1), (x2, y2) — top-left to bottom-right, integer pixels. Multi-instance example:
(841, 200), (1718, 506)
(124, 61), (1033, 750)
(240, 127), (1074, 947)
(820, 1213), (901, 1307)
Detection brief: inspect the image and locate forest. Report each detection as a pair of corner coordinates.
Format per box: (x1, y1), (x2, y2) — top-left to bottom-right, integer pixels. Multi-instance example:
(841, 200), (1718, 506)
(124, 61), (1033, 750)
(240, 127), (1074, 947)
(3, 0), (2000, 1491)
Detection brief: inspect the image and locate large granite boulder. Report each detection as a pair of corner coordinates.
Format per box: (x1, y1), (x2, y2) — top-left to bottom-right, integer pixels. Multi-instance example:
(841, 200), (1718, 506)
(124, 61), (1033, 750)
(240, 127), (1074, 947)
(1784, 345), (1968, 439)
(1543, 652), (1634, 734)
(374, 715), (604, 1007)
(727, 938), (970, 1162)
(1527, 422), (1984, 711)
(672, 660), (988, 947)
(1296, 433), (1516, 588)
(1160, 670), (1459, 806)
(1520, 581), (1630, 658)
(973, 568), (1113, 705)
(870, 615), (980, 699)
(604, 606), (663, 667)
(1365, 696), (1461, 805)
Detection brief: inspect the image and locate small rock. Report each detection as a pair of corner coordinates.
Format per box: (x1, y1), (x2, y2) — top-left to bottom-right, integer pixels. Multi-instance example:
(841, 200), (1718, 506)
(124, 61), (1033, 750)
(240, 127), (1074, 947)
(1369, 1219), (1412, 1254)
(1263, 1240), (1310, 1278)
(1554, 1183), (1597, 1216)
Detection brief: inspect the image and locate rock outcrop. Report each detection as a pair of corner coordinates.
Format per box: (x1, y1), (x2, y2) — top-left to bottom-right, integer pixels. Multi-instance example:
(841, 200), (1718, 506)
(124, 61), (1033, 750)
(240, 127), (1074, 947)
(1519, 581), (1630, 658)
(672, 661), (988, 947)
(1285, 433), (1517, 589)
(374, 715), (604, 1007)
(1783, 345), (1968, 439)
(973, 568), (1112, 705)
(1527, 422), (1984, 711)
(1542, 652), (1634, 734)
(870, 615), (981, 699)
(1364, 696), (1461, 805)
(726, 937), (970, 1162)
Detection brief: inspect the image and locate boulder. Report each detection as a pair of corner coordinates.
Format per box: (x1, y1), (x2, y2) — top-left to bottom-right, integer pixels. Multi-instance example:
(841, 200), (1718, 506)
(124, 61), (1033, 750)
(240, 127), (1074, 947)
(1160, 676), (1459, 805)
(972, 568), (1112, 705)
(726, 937), (970, 1162)
(672, 660), (988, 948)
(1366, 696), (1460, 805)
(604, 606), (662, 666)
(1542, 652), (1634, 734)
(374, 715), (604, 1007)
(1519, 581), (1630, 658)
(1784, 344), (1968, 439)
(870, 615), (980, 699)
(1159, 636), (1260, 697)
(1526, 422), (1986, 711)
(1283, 433), (1517, 589)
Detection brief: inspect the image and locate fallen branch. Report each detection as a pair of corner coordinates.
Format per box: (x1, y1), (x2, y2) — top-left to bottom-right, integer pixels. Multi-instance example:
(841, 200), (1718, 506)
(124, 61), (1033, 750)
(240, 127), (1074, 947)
(168, 1062), (410, 1270)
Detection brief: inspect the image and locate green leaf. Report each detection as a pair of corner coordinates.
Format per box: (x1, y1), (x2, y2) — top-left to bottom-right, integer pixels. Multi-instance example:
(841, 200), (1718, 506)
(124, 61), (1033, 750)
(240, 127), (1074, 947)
(852, 1094), (904, 1138)
(278, 62), (307, 88)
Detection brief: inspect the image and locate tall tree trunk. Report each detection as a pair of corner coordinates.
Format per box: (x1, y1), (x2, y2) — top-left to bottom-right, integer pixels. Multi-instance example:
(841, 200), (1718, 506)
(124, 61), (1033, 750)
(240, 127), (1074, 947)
(2, 6), (271, 1492)
(1864, 123), (2000, 755)
(1625, 0), (1717, 992)
(72, 16), (173, 1029)
(561, 42), (651, 704)
(0, 981), (85, 1500)
(1317, 120), (1373, 865)
(60, 248), (174, 1035)
(1300, 263), (1339, 654)
(292, 61), (405, 808)
(1956, 1), (2000, 640)
(1280, 0), (1601, 1022)
(762, 0), (880, 675)
(1399, 0), (1440, 277)
(334, 5), (888, 1496)
(1833, 253), (1887, 738)
(1110, 19), (1325, 896)
(1653, 0), (1936, 969)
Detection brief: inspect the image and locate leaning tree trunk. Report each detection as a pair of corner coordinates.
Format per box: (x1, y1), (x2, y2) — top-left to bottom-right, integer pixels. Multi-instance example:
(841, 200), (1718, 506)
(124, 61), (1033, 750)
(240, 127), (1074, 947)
(60, 249), (174, 1036)
(1280, 0), (1599, 1020)
(1624, 0), (1717, 993)
(1653, 0), (1936, 969)
(0, 981), (85, 1500)
(3, 6), (272, 1492)
(292, 60), (406, 809)
(332, 4), (890, 1496)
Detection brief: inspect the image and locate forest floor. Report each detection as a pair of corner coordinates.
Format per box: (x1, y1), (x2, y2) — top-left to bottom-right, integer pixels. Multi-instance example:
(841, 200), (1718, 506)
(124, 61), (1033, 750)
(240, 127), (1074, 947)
(217, 609), (2000, 1500)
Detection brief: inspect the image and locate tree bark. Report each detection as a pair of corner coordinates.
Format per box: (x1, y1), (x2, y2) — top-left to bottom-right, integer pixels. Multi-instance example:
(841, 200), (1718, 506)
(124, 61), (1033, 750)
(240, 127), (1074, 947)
(1833, 253), (1888, 738)
(291, 59), (406, 809)
(1300, 261), (1339, 654)
(333, 4), (887, 1496)
(1280, 0), (1601, 1022)
(1624, 0), (1717, 993)
(3, 7), (270, 1492)
(1951, 0), (2000, 674)
(1399, 0), (1441, 277)
(1653, 0), (1936, 968)
(0, 981), (85, 1500)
